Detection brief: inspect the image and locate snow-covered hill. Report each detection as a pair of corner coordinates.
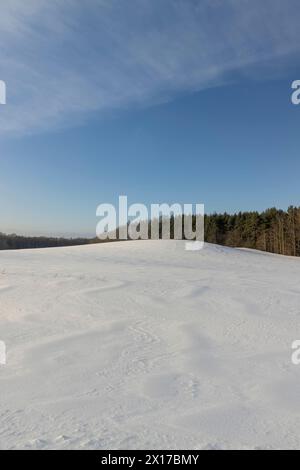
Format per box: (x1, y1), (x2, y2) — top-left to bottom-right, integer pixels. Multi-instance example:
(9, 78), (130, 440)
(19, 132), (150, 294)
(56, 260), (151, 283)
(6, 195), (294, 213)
(0, 240), (300, 449)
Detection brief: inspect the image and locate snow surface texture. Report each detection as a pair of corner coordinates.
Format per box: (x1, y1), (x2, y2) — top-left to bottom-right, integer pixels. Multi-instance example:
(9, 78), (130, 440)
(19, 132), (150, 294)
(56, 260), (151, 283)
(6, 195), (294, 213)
(0, 240), (300, 450)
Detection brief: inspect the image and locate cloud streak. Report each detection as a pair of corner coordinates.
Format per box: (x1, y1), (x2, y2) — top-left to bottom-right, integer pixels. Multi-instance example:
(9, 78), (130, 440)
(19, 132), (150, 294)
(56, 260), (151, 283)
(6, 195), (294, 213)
(0, 0), (299, 136)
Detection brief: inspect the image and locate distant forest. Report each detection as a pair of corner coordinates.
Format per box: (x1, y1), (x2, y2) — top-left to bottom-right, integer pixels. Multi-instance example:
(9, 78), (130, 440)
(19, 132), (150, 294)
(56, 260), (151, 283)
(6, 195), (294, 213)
(98, 206), (300, 257)
(0, 233), (90, 250)
(1, 207), (300, 257)
(204, 207), (300, 257)
(155, 206), (300, 257)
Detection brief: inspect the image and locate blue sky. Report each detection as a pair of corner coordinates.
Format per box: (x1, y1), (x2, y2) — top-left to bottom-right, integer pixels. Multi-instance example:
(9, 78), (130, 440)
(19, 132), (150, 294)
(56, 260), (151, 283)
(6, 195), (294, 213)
(0, 0), (300, 236)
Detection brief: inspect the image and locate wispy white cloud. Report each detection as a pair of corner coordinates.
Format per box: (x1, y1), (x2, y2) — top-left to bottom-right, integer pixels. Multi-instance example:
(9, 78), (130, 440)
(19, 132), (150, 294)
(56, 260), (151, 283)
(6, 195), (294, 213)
(0, 0), (299, 137)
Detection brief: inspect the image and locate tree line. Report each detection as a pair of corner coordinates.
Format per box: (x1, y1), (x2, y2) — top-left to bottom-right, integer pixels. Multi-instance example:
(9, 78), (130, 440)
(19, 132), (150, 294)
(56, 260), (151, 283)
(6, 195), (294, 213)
(139, 206), (300, 257)
(0, 233), (90, 250)
(1, 206), (300, 256)
(204, 206), (300, 256)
